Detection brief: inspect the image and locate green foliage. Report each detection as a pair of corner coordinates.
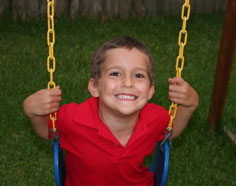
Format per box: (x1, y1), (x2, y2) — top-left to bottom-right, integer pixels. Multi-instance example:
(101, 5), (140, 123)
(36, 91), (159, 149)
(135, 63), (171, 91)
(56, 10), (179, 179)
(0, 13), (235, 185)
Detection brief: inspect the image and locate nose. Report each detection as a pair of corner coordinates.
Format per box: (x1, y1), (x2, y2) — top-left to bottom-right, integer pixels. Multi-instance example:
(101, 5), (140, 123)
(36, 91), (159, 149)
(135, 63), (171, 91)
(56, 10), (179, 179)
(121, 75), (134, 88)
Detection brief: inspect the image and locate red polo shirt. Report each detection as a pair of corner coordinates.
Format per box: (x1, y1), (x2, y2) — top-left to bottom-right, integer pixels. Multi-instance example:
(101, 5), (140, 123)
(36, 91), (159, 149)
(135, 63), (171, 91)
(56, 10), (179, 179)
(49, 97), (169, 186)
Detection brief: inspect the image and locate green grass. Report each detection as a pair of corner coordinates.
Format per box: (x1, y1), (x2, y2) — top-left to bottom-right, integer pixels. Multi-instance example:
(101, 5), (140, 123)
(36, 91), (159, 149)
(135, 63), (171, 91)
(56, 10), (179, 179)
(0, 13), (235, 185)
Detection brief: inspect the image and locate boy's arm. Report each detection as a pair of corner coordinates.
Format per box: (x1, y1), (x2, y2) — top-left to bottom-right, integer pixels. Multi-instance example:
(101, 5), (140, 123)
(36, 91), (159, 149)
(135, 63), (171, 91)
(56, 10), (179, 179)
(23, 86), (62, 140)
(168, 77), (199, 139)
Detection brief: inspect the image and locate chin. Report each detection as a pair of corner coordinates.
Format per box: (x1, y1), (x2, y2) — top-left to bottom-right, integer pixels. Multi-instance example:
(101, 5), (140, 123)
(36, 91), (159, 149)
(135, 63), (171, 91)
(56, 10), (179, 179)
(117, 108), (140, 116)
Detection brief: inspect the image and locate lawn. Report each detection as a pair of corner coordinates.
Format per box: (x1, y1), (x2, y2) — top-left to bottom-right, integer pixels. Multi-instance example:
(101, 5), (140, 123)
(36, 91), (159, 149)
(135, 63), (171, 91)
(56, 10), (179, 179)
(0, 12), (235, 185)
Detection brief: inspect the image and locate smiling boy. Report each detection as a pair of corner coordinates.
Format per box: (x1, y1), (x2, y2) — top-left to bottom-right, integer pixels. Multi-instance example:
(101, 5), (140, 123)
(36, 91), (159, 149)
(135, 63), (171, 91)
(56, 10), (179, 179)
(88, 47), (155, 147)
(23, 36), (198, 186)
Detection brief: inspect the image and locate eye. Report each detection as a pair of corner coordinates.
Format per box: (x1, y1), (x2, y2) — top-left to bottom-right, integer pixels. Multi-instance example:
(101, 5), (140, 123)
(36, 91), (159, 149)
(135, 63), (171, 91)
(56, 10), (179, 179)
(135, 73), (145, 78)
(110, 72), (121, 76)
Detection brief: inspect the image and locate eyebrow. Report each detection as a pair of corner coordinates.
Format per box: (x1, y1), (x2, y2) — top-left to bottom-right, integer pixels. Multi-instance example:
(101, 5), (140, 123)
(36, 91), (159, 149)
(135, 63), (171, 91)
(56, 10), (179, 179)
(104, 66), (149, 73)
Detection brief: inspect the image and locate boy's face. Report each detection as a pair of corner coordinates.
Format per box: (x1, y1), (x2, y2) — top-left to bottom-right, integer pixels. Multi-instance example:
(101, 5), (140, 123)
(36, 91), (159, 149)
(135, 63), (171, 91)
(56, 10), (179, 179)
(88, 48), (155, 118)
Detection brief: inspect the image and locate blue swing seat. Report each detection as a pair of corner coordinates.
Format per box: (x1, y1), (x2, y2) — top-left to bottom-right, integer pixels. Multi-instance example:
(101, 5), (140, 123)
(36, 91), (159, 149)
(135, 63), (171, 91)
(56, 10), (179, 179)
(53, 140), (170, 186)
(149, 141), (170, 186)
(53, 140), (66, 186)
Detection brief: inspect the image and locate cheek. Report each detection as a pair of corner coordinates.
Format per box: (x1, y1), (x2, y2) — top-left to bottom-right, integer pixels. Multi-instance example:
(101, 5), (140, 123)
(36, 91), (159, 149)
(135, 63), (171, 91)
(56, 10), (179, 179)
(98, 79), (119, 92)
(137, 81), (150, 91)
(137, 82), (153, 98)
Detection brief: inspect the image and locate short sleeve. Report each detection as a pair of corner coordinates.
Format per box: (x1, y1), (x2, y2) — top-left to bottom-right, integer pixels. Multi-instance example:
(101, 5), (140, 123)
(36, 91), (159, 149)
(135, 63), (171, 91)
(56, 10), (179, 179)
(142, 103), (170, 142)
(48, 103), (77, 139)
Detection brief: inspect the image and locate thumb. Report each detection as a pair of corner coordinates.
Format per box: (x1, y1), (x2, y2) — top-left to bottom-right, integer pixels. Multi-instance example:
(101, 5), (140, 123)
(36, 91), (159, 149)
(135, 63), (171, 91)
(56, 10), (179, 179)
(50, 85), (62, 96)
(168, 78), (173, 85)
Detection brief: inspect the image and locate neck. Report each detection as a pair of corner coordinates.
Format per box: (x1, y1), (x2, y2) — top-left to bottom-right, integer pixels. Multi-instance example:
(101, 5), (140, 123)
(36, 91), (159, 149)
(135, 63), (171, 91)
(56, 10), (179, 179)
(98, 107), (139, 147)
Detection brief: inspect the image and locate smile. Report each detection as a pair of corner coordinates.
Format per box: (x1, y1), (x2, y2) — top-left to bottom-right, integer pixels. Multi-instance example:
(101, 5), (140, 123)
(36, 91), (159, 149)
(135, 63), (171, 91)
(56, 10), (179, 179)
(115, 94), (137, 100)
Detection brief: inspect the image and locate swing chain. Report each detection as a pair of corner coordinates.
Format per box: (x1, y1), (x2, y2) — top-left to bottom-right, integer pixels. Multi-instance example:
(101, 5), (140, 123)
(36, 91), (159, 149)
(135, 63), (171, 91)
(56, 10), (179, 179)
(167, 0), (191, 132)
(51, 128), (60, 141)
(47, 0), (57, 134)
(160, 128), (173, 152)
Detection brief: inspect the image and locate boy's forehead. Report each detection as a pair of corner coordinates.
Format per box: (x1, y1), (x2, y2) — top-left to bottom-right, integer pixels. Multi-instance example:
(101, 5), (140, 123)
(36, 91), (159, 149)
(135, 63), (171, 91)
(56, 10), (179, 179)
(104, 47), (149, 61)
(102, 48), (150, 69)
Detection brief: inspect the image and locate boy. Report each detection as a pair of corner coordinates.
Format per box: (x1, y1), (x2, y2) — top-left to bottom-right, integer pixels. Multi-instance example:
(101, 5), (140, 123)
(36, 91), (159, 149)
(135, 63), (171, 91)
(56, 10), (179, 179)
(23, 36), (198, 186)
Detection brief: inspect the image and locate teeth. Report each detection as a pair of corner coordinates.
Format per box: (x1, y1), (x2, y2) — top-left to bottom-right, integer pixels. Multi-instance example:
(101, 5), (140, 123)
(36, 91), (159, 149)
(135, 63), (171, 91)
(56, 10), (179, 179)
(116, 95), (136, 100)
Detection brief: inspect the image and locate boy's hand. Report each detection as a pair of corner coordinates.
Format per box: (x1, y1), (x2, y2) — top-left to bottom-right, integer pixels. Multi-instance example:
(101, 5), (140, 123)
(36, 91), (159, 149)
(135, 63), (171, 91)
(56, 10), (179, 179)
(23, 86), (62, 118)
(168, 77), (198, 111)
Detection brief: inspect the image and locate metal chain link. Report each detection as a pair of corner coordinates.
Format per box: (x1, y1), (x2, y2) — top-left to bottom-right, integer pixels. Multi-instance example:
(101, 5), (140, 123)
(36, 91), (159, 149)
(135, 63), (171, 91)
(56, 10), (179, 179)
(47, 0), (57, 133)
(167, 0), (191, 131)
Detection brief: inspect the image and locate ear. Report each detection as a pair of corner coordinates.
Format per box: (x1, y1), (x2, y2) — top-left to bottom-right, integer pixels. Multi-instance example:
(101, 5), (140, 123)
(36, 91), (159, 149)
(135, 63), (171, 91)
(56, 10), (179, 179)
(148, 84), (155, 100)
(88, 78), (99, 97)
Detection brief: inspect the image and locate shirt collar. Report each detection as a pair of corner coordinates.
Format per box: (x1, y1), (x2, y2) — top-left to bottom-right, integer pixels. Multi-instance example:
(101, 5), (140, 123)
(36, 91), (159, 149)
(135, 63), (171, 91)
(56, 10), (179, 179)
(73, 97), (119, 143)
(72, 97), (160, 146)
(72, 97), (154, 129)
(73, 97), (100, 130)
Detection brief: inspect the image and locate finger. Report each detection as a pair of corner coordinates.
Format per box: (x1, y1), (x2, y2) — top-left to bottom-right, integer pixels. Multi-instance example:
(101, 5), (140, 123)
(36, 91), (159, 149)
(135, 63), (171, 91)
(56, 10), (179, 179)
(48, 107), (60, 114)
(169, 84), (184, 93)
(49, 87), (62, 96)
(168, 78), (172, 84)
(169, 91), (185, 100)
(50, 102), (60, 109)
(168, 97), (185, 105)
(49, 96), (61, 103)
(44, 93), (61, 105)
(44, 102), (60, 114)
(168, 77), (184, 85)
(169, 94), (186, 105)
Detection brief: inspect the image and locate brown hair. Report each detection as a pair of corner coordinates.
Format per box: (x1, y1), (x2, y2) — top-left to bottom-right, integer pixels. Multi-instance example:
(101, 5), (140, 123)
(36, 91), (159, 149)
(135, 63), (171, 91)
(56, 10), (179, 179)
(90, 36), (155, 85)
